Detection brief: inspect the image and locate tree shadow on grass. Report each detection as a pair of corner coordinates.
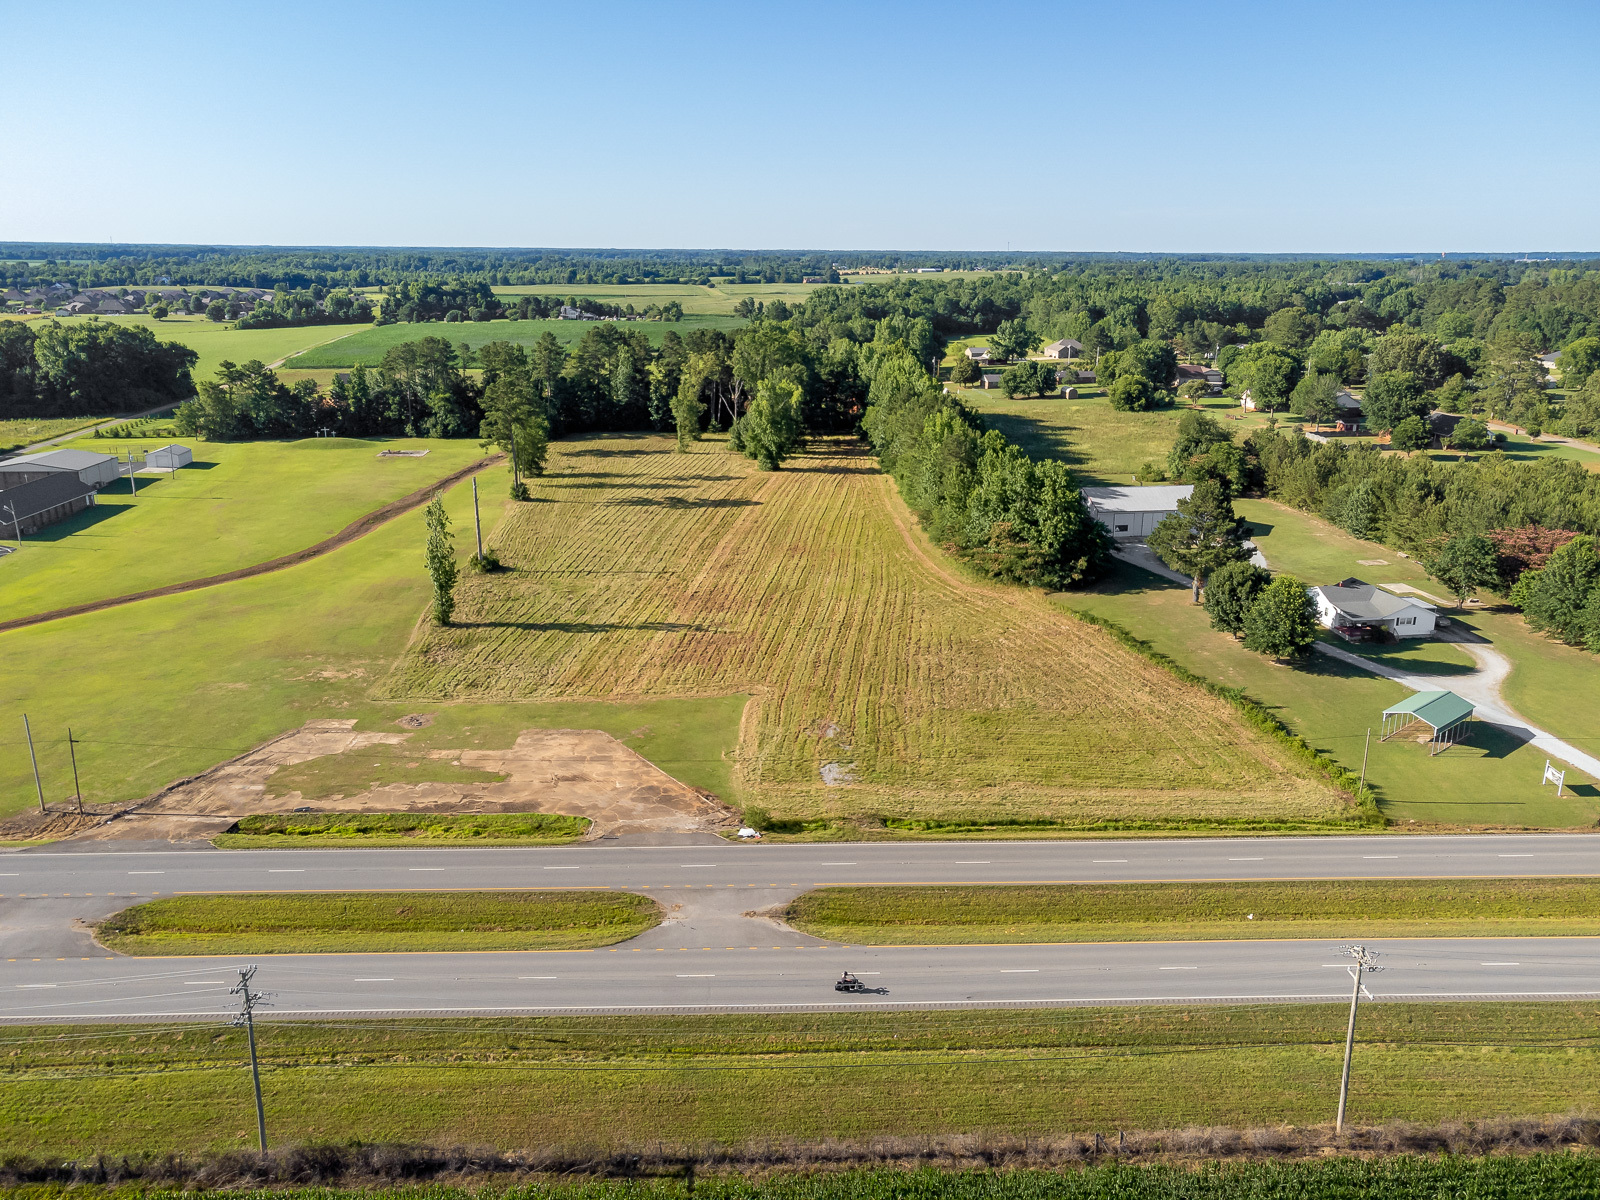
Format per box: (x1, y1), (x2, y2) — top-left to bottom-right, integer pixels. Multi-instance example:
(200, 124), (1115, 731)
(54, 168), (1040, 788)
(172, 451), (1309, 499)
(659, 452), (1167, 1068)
(977, 412), (1087, 468)
(452, 620), (719, 634)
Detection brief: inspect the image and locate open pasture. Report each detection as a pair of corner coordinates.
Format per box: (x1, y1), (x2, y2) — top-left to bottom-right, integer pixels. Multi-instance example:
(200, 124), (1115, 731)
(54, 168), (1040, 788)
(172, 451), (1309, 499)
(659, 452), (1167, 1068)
(386, 434), (1347, 830)
(0, 435), (491, 622)
(0, 415), (104, 453)
(291, 315), (747, 369)
(5, 1003), (1600, 1156)
(72, 314), (366, 382)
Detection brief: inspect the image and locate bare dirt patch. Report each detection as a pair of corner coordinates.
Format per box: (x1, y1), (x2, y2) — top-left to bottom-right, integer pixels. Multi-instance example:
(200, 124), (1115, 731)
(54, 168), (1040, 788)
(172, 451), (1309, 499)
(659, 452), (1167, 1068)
(63, 719), (733, 843)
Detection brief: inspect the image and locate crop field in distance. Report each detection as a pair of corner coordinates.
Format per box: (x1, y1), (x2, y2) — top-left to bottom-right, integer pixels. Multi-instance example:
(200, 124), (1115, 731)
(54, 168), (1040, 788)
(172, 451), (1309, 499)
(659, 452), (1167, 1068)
(386, 434), (1346, 829)
(292, 315), (748, 369)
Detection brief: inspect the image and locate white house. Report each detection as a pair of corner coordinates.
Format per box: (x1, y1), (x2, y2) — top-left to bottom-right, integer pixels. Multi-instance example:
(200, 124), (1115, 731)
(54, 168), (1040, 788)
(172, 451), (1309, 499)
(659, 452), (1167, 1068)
(1041, 338), (1082, 359)
(1308, 578), (1437, 641)
(963, 346), (991, 361)
(1081, 484), (1193, 539)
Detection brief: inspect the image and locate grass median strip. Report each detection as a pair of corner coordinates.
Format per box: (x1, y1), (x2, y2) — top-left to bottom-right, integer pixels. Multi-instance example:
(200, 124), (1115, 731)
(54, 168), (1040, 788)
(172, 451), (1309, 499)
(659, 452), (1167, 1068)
(5, 1003), (1600, 1155)
(786, 878), (1600, 944)
(213, 811), (588, 849)
(96, 890), (657, 955)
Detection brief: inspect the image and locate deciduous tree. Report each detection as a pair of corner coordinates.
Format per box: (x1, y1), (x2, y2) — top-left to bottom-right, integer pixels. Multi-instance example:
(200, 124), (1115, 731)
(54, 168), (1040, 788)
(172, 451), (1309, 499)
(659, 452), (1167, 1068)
(1204, 559), (1271, 636)
(1147, 477), (1252, 601)
(1424, 533), (1498, 608)
(1241, 574), (1318, 659)
(423, 495), (458, 626)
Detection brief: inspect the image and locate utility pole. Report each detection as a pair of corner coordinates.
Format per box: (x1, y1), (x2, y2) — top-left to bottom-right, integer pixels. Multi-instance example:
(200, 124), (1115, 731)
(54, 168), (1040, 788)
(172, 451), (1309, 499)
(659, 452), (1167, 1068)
(1335, 945), (1383, 1132)
(508, 423), (519, 492)
(23, 714), (45, 813)
(472, 476), (483, 561)
(67, 727), (83, 814)
(1358, 728), (1372, 799)
(230, 965), (272, 1152)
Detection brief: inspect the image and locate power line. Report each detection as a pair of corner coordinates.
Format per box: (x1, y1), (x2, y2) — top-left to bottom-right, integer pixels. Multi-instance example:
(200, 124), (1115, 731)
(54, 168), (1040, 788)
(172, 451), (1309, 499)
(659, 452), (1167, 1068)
(230, 966), (272, 1152)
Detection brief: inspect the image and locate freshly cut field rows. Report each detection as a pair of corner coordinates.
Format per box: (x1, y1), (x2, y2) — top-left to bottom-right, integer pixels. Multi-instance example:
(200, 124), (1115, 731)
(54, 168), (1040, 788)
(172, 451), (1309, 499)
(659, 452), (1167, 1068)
(387, 435), (1344, 825)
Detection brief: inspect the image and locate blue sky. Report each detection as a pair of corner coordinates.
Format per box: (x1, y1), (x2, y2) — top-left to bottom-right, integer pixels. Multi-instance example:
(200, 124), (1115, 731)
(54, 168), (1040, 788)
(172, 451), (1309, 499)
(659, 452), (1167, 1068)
(4, 1), (1595, 252)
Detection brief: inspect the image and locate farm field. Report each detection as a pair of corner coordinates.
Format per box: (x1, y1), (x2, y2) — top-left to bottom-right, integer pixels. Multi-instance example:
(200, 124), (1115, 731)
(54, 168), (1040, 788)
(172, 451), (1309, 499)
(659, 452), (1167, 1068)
(292, 315), (747, 369)
(958, 386), (1184, 485)
(0, 453), (743, 820)
(5, 1003), (1600, 1155)
(0, 435), (492, 622)
(97, 890), (659, 955)
(385, 434), (1348, 832)
(787, 878), (1600, 944)
(69, 313), (367, 383)
(491, 280), (825, 314)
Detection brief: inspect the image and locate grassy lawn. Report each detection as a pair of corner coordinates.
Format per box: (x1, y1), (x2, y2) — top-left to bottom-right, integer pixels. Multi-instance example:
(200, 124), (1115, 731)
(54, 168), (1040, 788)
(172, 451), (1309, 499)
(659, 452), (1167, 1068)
(788, 879), (1600, 944)
(0, 452), (745, 819)
(1234, 498), (1600, 817)
(6, 1003), (1600, 1155)
(292, 315), (747, 369)
(959, 389), (1193, 486)
(96, 889), (658, 955)
(81, 314), (366, 382)
(0, 435), (492, 621)
(214, 811), (588, 849)
(385, 434), (1347, 831)
(1052, 563), (1600, 827)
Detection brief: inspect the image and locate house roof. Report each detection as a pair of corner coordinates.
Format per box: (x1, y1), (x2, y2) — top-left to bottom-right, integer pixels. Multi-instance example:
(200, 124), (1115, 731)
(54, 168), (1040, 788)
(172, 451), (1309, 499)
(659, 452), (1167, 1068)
(1081, 484), (1194, 513)
(0, 448), (118, 474)
(1335, 390), (1361, 409)
(964, 346), (990, 358)
(1311, 578), (1434, 621)
(1383, 689), (1474, 730)
(1043, 338), (1082, 352)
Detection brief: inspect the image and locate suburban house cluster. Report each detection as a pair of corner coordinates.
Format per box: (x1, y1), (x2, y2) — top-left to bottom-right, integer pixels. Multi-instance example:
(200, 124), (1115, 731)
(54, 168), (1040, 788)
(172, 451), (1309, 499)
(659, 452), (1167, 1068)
(0, 285), (275, 317)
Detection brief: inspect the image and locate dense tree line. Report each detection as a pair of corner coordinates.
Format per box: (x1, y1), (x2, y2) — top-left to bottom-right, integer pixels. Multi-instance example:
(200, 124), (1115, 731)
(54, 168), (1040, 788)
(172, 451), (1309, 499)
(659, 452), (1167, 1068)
(861, 352), (1111, 590)
(0, 320), (197, 417)
(234, 285), (373, 329)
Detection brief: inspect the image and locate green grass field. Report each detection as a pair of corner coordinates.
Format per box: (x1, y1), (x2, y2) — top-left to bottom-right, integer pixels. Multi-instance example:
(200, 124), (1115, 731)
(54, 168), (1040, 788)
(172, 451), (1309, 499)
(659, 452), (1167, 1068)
(96, 890), (658, 954)
(384, 434), (1346, 831)
(788, 879), (1600, 944)
(0, 435), (491, 621)
(214, 811), (589, 849)
(5, 1004), (1600, 1155)
(959, 387), (1187, 486)
(74, 314), (367, 382)
(0, 448), (745, 820)
(291, 315), (748, 369)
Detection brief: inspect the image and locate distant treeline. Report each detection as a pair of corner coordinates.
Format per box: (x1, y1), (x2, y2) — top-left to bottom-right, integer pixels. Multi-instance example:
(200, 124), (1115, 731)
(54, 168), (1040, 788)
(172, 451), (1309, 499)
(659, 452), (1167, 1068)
(3, 244), (1597, 300)
(0, 321), (196, 417)
(375, 282), (682, 324)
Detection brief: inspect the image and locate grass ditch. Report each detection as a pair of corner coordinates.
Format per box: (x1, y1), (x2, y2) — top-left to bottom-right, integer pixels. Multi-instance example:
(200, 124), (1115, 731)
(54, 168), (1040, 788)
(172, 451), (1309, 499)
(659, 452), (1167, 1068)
(785, 878), (1600, 944)
(214, 811), (589, 849)
(6, 1004), (1600, 1156)
(95, 889), (657, 955)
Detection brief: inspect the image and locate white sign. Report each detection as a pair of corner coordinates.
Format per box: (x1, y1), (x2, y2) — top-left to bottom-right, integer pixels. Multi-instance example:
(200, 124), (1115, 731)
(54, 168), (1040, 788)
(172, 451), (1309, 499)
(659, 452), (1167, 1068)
(1542, 759), (1566, 798)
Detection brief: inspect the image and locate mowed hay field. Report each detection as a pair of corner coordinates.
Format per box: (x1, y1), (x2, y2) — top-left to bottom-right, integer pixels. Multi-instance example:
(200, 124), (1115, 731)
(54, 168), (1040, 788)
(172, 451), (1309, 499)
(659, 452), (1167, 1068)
(385, 435), (1346, 828)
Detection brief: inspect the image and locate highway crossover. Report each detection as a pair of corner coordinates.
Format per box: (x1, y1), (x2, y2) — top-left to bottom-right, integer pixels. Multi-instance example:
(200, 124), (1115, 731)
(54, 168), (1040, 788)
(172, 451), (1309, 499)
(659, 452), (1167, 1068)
(3, 833), (1599, 1021)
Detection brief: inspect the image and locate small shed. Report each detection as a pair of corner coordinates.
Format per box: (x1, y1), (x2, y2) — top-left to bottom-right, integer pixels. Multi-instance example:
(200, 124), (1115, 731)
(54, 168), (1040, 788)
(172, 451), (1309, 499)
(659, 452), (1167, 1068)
(146, 444), (193, 470)
(980, 372), (1002, 389)
(1381, 690), (1474, 755)
(1062, 386), (1078, 399)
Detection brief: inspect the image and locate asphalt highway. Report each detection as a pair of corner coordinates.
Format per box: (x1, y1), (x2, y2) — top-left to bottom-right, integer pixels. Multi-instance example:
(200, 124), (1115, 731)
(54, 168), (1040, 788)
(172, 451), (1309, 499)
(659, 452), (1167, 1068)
(4, 833), (1600, 1022)
(4, 937), (1599, 1023)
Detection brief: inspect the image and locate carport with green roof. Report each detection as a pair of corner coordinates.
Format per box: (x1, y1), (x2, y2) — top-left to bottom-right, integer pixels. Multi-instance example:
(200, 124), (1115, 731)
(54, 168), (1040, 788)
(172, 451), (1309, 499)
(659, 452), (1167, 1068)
(1380, 689), (1475, 756)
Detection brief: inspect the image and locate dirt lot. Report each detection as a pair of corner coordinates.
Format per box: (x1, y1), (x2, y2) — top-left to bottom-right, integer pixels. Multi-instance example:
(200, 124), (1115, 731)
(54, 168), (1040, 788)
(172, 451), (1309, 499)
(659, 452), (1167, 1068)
(50, 718), (733, 844)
